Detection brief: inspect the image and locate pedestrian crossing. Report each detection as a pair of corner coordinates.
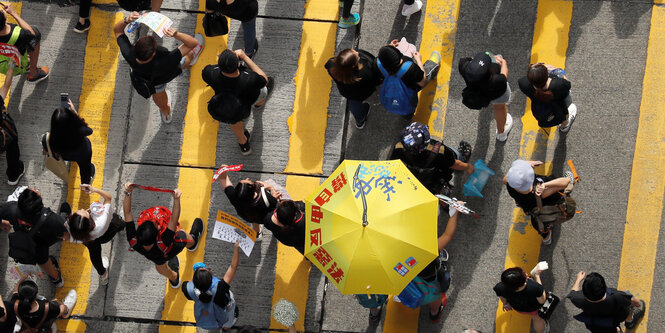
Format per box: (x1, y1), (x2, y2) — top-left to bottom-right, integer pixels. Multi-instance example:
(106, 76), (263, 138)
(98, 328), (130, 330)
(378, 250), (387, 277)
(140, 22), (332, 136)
(1, 0), (664, 332)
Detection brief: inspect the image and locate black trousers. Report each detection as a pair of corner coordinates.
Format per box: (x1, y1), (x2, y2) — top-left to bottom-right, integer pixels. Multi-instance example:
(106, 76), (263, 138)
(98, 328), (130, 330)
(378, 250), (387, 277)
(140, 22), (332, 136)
(83, 214), (125, 275)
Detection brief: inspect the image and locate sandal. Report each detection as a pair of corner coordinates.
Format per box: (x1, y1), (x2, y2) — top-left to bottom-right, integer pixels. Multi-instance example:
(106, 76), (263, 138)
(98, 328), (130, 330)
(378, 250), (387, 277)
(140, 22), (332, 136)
(429, 294), (447, 322)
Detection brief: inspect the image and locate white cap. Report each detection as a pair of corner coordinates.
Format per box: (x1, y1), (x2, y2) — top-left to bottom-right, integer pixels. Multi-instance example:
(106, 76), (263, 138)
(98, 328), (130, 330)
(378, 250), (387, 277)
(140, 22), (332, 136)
(506, 160), (535, 192)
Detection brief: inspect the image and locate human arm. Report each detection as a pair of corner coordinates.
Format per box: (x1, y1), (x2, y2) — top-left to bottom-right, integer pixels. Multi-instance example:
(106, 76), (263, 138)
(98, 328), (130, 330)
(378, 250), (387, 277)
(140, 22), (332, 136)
(570, 271), (586, 291)
(163, 28), (199, 57)
(81, 184), (112, 203)
(536, 177), (570, 198)
(114, 11), (140, 39)
(122, 182), (134, 222)
(168, 189), (182, 232)
(411, 51), (427, 87)
(495, 55), (508, 79)
(531, 274), (547, 305)
(437, 211), (459, 251)
(217, 165), (234, 189)
(499, 296), (512, 311)
(235, 49), (268, 82)
(255, 181), (282, 200)
(0, 58), (14, 99)
(222, 240), (240, 284)
(451, 160), (474, 175)
(2, 3), (34, 35)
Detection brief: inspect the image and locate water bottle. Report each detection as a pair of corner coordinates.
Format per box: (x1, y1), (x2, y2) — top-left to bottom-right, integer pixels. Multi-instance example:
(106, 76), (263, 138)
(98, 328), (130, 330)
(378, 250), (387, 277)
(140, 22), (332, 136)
(126, 21), (139, 34)
(549, 68), (565, 78)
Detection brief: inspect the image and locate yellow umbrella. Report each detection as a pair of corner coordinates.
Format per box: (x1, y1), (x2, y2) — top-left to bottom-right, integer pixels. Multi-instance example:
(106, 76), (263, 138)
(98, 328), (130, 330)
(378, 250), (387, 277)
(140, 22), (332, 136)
(304, 159), (439, 295)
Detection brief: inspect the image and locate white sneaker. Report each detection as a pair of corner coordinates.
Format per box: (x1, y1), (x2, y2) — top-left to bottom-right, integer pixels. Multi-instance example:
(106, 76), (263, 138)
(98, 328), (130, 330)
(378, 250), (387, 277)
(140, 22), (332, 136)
(496, 113), (513, 142)
(542, 231), (552, 246)
(161, 90), (172, 124)
(401, 0), (423, 16)
(100, 256), (109, 286)
(63, 289), (77, 318)
(255, 225), (264, 242)
(544, 319), (551, 333)
(189, 34), (205, 67)
(559, 103), (577, 133)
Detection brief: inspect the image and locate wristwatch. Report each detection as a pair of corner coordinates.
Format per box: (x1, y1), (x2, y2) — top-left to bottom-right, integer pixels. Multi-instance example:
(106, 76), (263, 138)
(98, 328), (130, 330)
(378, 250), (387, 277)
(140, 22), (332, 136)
(124, 190), (131, 197)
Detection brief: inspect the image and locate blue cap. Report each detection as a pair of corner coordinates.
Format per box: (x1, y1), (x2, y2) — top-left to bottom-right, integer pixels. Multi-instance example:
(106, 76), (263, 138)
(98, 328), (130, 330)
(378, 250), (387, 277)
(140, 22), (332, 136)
(192, 262), (207, 271)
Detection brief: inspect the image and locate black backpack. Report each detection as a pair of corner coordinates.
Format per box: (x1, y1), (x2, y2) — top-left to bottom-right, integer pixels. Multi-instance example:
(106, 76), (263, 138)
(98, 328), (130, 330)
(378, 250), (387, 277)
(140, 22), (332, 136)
(117, 0), (151, 11)
(531, 100), (566, 127)
(461, 87), (492, 110)
(8, 209), (49, 265)
(0, 112), (17, 154)
(404, 142), (445, 193)
(207, 91), (251, 124)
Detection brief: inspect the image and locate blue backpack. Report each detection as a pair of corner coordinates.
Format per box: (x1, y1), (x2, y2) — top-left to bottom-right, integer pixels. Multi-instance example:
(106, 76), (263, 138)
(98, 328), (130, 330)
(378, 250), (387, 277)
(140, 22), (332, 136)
(377, 59), (418, 115)
(187, 277), (230, 330)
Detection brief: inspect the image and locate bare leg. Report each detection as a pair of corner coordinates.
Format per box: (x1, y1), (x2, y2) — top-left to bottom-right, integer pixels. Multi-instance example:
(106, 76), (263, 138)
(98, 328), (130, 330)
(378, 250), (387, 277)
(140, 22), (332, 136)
(151, 0), (163, 11)
(38, 259), (59, 280)
(493, 103), (507, 134)
(230, 121), (247, 144)
(27, 43), (41, 76)
(532, 314), (546, 333)
(151, 91), (170, 118)
(183, 232), (196, 249)
(181, 51), (194, 70)
(154, 262), (177, 282)
(252, 223), (260, 234)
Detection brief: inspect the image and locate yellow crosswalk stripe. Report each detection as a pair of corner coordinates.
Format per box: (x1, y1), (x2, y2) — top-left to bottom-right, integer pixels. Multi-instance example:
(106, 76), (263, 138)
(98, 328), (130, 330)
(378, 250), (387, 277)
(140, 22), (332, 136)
(616, 5), (665, 332)
(272, 0), (338, 331)
(158, 3), (227, 331)
(383, 0), (460, 331)
(494, 1), (572, 332)
(54, 8), (123, 333)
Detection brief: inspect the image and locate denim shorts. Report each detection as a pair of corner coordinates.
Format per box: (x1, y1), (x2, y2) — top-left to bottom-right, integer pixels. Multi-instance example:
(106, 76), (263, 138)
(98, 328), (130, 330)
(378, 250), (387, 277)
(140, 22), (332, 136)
(154, 83), (167, 93)
(491, 82), (511, 105)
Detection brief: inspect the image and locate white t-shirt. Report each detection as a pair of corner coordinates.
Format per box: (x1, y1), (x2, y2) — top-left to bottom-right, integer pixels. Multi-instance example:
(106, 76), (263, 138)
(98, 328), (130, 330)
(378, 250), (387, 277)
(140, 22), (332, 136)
(68, 200), (114, 243)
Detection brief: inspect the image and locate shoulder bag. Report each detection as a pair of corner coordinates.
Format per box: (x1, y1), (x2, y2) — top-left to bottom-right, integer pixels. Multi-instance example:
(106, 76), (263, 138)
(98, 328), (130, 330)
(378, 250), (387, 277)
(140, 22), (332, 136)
(538, 291), (560, 320)
(203, 12), (229, 37)
(8, 209), (49, 265)
(43, 132), (69, 182)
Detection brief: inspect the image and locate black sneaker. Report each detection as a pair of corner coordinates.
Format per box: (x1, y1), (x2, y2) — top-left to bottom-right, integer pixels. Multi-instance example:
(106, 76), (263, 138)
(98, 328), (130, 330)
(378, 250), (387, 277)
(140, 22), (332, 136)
(188, 218), (204, 252)
(458, 141), (472, 163)
(59, 202), (72, 216)
(7, 160), (24, 186)
(247, 40), (259, 59)
(239, 130), (252, 156)
(167, 256), (181, 289)
(49, 255), (64, 288)
(73, 19), (90, 33)
(88, 163), (96, 185)
(625, 300), (646, 329)
(265, 76), (274, 101)
(355, 103), (370, 129)
(369, 304), (383, 324)
(27, 67), (49, 83)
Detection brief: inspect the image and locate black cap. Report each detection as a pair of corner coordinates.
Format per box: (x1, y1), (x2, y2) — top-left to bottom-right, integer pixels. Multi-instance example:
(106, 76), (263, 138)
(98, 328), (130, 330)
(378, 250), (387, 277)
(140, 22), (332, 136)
(218, 49), (239, 74)
(464, 52), (492, 83)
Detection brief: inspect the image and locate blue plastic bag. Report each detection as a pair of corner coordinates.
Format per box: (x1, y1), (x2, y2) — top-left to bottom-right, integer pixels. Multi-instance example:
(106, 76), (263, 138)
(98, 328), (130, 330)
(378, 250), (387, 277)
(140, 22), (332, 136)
(463, 159), (495, 197)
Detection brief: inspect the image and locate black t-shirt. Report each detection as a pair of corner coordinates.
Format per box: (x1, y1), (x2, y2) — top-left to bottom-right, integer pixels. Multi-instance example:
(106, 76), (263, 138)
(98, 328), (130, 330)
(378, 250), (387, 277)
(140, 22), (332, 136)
(459, 59), (507, 100)
(506, 175), (564, 213)
(117, 35), (183, 85)
(202, 65), (267, 106)
(9, 294), (60, 329)
(0, 300), (17, 333)
(224, 185), (277, 223)
(182, 279), (231, 307)
(325, 49), (382, 101)
(567, 289), (632, 325)
(206, 0), (258, 22)
(396, 56), (425, 91)
(493, 279), (545, 312)
(0, 202), (66, 247)
(262, 202), (306, 254)
(391, 140), (457, 190)
(518, 75), (571, 103)
(125, 221), (177, 262)
(0, 24), (35, 54)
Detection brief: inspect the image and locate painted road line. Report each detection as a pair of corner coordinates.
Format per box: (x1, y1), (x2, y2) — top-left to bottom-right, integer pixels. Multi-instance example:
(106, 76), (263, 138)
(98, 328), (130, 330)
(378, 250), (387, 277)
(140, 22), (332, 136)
(272, 0), (337, 331)
(616, 5), (665, 332)
(494, 1), (572, 332)
(158, 6), (228, 331)
(383, 1), (461, 332)
(412, 0), (461, 139)
(53, 8), (123, 333)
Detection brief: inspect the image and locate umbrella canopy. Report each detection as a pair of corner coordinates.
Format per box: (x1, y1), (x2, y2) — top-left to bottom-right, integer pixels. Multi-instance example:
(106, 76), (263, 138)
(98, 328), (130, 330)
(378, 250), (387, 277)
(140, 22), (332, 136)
(304, 160), (439, 295)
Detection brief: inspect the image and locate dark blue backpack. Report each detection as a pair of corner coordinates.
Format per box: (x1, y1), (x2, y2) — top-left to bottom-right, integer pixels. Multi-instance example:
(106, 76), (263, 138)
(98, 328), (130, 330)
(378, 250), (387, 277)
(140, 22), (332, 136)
(377, 59), (418, 115)
(187, 277), (230, 329)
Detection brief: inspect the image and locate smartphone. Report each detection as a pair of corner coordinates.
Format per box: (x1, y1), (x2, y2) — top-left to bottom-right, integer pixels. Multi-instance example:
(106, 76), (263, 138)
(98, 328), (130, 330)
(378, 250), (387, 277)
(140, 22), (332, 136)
(60, 93), (69, 109)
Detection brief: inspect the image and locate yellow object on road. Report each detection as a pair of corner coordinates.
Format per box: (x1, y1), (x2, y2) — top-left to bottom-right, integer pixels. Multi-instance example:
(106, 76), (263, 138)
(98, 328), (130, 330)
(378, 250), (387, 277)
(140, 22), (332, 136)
(304, 160), (439, 295)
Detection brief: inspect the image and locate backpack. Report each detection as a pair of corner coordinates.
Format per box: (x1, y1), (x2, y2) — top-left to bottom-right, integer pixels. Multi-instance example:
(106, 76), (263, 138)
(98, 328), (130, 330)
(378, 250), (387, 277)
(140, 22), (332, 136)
(187, 277), (233, 329)
(116, 0), (151, 11)
(14, 299), (52, 333)
(0, 27), (30, 76)
(129, 70), (155, 99)
(530, 194), (576, 233)
(461, 86), (492, 110)
(207, 91), (251, 124)
(376, 59), (418, 115)
(0, 112), (18, 154)
(531, 99), (566, 127)
(8, 209), (49, 265)
(402, 142), (444, 193)
(128, 206), (185, 257)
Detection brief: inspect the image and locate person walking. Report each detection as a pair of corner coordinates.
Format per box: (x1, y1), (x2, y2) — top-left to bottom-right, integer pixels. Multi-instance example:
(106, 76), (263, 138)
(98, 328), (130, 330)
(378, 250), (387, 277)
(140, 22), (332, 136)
(0, 188), (70, 287)
(458, 52), (513, 141)
(206, 0), (260, 56)
(181, 251), (240, 330)
(354, 294), (388, 324)
(376, 40), (440, 119)
(325, 48), (382, 129)
(518, 63), (576, 133)
(10, 277), (77, 332)
(0, 59), (24, 185)
(41, 100), (95, 185)
(115, 11), (203, 123)
(390, 122), (473, 195)
(65, 184), (125, 286)
(123, 183), (204, 289)
(567, 271), (646, 332)
(202, 49), (274, 155)
(494, 266), (550, 333)
(0, 3), (49, 82)
(338, 0), (360, 28)
(262, 200), (306, 254)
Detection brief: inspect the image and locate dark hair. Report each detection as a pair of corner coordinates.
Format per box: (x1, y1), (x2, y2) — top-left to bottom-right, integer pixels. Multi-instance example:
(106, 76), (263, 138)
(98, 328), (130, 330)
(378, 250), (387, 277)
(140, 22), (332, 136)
(0, 12), (6, 28)
(17, 189), (43, 220)
(235, 182), (257, 203)
(134, 36), (157, 62)
(238, 326), (262, 333)
(49, 107), (88, 154)
(192, 268), (213, 303)
(136, 221), (158, 246)
(68, 213), (93, 242)
(218, 49), (239, 73)
(330, 49), (361, 85)
(501, 267), (527, 291)
(527, 63), (553, 102)
(276, 200), (298, 229)
(377, 45), (402, 74)
(582, 272), (607, 301)
(16, 280), (38, 315)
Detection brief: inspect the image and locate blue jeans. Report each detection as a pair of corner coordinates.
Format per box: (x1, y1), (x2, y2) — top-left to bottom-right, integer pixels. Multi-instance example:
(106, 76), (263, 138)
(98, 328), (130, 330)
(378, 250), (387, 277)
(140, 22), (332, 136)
(242, 18), (257, 54)
(348, 99), (368, 123)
